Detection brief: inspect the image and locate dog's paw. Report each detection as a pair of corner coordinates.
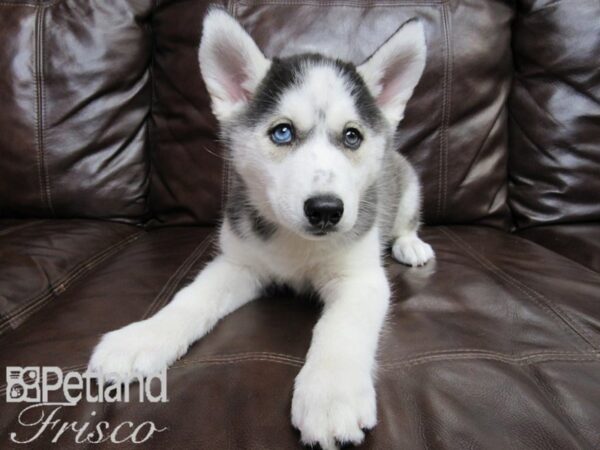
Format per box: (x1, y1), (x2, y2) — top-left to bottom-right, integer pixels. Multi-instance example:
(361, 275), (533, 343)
(392, 234), (435, 267)
(88, 319), (187, 383)
(291, 363), (376, 450)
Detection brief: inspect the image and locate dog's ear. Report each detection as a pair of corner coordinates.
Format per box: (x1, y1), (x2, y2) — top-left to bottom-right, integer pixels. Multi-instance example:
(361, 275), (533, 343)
(358, 19), (427, 125)
(198, 8), (270, 120)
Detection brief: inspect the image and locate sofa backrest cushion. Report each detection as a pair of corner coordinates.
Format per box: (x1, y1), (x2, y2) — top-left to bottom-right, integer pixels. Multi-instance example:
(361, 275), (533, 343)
(509, 0), (600, 229)
(0, 0), (153, 223)
(0, 1), (516, 227)
(149, 0), (514, 228)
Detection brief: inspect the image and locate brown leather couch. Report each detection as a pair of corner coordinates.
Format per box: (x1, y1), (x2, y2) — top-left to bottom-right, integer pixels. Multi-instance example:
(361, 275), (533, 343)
(1, 1), (599, 448)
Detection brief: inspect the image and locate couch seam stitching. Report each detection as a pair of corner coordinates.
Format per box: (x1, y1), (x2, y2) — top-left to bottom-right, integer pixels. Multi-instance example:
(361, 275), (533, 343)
(382, 348), (593, 359)
(0, 231), (143, 329)
(0, 352), (306, 394)
(452, 227), (600, 349)
(1, 230), (143, 322)
(435, 5), (446, 220)
(443, 4), (452, 218)
(39, 4), (54, 216)
(33, 6), (44, 216)
(441, 227), (599, 350)
(0, 232), (212, 391)
(382, 352), (600, 370)
(523, 364), (594, 450)
(441, 227), (596, 349)
(172, 356), (304, 369)
(3, 350), (597, 395)
(0, 231), (144, 333)
(142, 233), (214, 319)
(515, 231), (600, 278)
(437, 3), (451, 220)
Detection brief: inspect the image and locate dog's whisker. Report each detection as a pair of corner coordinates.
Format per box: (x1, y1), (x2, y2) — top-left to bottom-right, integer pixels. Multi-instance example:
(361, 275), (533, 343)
(201, 146), (234, 162)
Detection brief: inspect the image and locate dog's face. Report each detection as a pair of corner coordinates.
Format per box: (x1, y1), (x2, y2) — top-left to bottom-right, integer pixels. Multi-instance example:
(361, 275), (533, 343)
(225, 56), (389, 239)
(199, 9), (426, 240)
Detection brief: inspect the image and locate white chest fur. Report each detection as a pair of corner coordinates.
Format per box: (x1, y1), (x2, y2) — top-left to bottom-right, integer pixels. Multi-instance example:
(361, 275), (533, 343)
(219, 220), (383, 292)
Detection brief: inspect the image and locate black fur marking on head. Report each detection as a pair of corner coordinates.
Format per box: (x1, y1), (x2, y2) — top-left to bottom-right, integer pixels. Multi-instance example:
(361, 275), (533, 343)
(226, 170), (277, 240)
(243, 53), (384, 130)
(350, 182), (379, 239)
(334, 59), (384, 130)
(243, 55), (303, 126)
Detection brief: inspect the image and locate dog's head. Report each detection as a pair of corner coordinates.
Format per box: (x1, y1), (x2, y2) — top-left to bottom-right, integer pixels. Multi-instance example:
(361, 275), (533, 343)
(199, 9), (426, 240)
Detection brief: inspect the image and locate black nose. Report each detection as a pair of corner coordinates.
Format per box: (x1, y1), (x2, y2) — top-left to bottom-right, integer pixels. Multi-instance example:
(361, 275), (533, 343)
(304, 195), (344, 230)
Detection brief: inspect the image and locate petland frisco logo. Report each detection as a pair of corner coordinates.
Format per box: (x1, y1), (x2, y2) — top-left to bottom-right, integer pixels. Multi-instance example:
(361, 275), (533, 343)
(5, 366), (168, 444)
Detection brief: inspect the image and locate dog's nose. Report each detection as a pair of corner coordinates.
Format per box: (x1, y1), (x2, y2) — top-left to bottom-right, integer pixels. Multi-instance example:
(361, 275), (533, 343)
(304, 195), (344, 229)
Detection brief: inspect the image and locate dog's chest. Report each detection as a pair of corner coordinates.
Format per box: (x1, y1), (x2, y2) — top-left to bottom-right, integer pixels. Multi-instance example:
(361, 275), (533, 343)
(221, 221), (382, 291)
(252, 235), (333, 285)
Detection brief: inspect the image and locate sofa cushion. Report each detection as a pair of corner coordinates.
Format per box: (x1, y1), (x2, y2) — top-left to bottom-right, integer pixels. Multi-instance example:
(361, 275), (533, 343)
(0, 0), (153, 222)
(518, 224), (600, 274)
(0, 220), (142, 336)
(509, 0), (600, 228)
(149, 0), (514, 229)
(1, 226), (598, 448)
(0, 225), (215, 373)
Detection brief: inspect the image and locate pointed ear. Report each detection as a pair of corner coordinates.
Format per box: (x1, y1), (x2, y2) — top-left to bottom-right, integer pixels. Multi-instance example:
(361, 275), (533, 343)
(358, 19), (427, 125)
(198, 8), (271, 120)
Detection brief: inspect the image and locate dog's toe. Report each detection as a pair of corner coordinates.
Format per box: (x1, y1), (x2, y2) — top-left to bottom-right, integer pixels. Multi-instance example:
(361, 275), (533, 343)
(88, 319), (184, 382)
(392, 235), (435, 267)
(292, 364), (376, 450)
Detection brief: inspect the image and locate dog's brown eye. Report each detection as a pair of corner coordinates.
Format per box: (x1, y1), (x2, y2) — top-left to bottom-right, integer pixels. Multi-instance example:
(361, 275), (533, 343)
(343, 128), (362, 150)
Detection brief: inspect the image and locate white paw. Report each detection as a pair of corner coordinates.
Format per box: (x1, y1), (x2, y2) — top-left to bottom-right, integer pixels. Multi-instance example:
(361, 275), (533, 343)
(88, 319), (187, 382)
(392, 235), (435, 267)
(292, 364), (376, 450)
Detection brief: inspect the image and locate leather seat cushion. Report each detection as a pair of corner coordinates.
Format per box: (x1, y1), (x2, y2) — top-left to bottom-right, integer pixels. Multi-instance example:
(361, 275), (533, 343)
(518, 224), (600, 274)
(0, 225), (599, 448)
(0, 220), (143, 336)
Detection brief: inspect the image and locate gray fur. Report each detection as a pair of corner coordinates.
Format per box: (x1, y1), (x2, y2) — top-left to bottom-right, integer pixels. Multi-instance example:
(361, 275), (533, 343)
(378, 149), (421, 243)
(226, 170), (277, 241)
(348, 182), (379, 239)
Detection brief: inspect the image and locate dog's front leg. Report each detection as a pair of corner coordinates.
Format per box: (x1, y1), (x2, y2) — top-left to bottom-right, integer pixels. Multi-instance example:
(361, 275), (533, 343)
(292, 267), (390, 450)
(88, 255), (263, 381)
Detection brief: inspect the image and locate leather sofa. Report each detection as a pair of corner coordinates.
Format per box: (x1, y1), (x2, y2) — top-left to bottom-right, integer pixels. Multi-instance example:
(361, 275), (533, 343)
(1, 1), (599, 448)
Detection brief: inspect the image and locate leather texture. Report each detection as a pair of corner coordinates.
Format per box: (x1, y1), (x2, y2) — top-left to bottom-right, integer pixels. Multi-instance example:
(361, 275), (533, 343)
(0, 220), (142, 336)
(1, 0), (600, 448)
(149, 0), (226, 227)
(0, 0), (152, 222)
(518, 224), (600, 274)
(509, 0), (600, 229)
(1, 226), (599, 448)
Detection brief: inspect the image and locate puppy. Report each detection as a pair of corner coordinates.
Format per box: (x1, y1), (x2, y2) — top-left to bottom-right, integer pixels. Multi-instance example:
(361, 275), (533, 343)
(89, 8), (434, 449)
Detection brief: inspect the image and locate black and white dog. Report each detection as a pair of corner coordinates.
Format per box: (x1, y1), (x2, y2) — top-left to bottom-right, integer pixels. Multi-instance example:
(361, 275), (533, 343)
(90, 9), (434, 449)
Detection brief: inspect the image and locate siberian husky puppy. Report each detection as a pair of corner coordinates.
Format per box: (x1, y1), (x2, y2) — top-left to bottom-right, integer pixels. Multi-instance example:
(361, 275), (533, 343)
(89, 8), (434, 449)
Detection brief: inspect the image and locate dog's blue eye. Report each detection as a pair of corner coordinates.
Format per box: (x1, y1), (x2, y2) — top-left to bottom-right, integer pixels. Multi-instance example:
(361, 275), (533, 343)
(343, 128), (362, 150)
(270, 124), (294, 145)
